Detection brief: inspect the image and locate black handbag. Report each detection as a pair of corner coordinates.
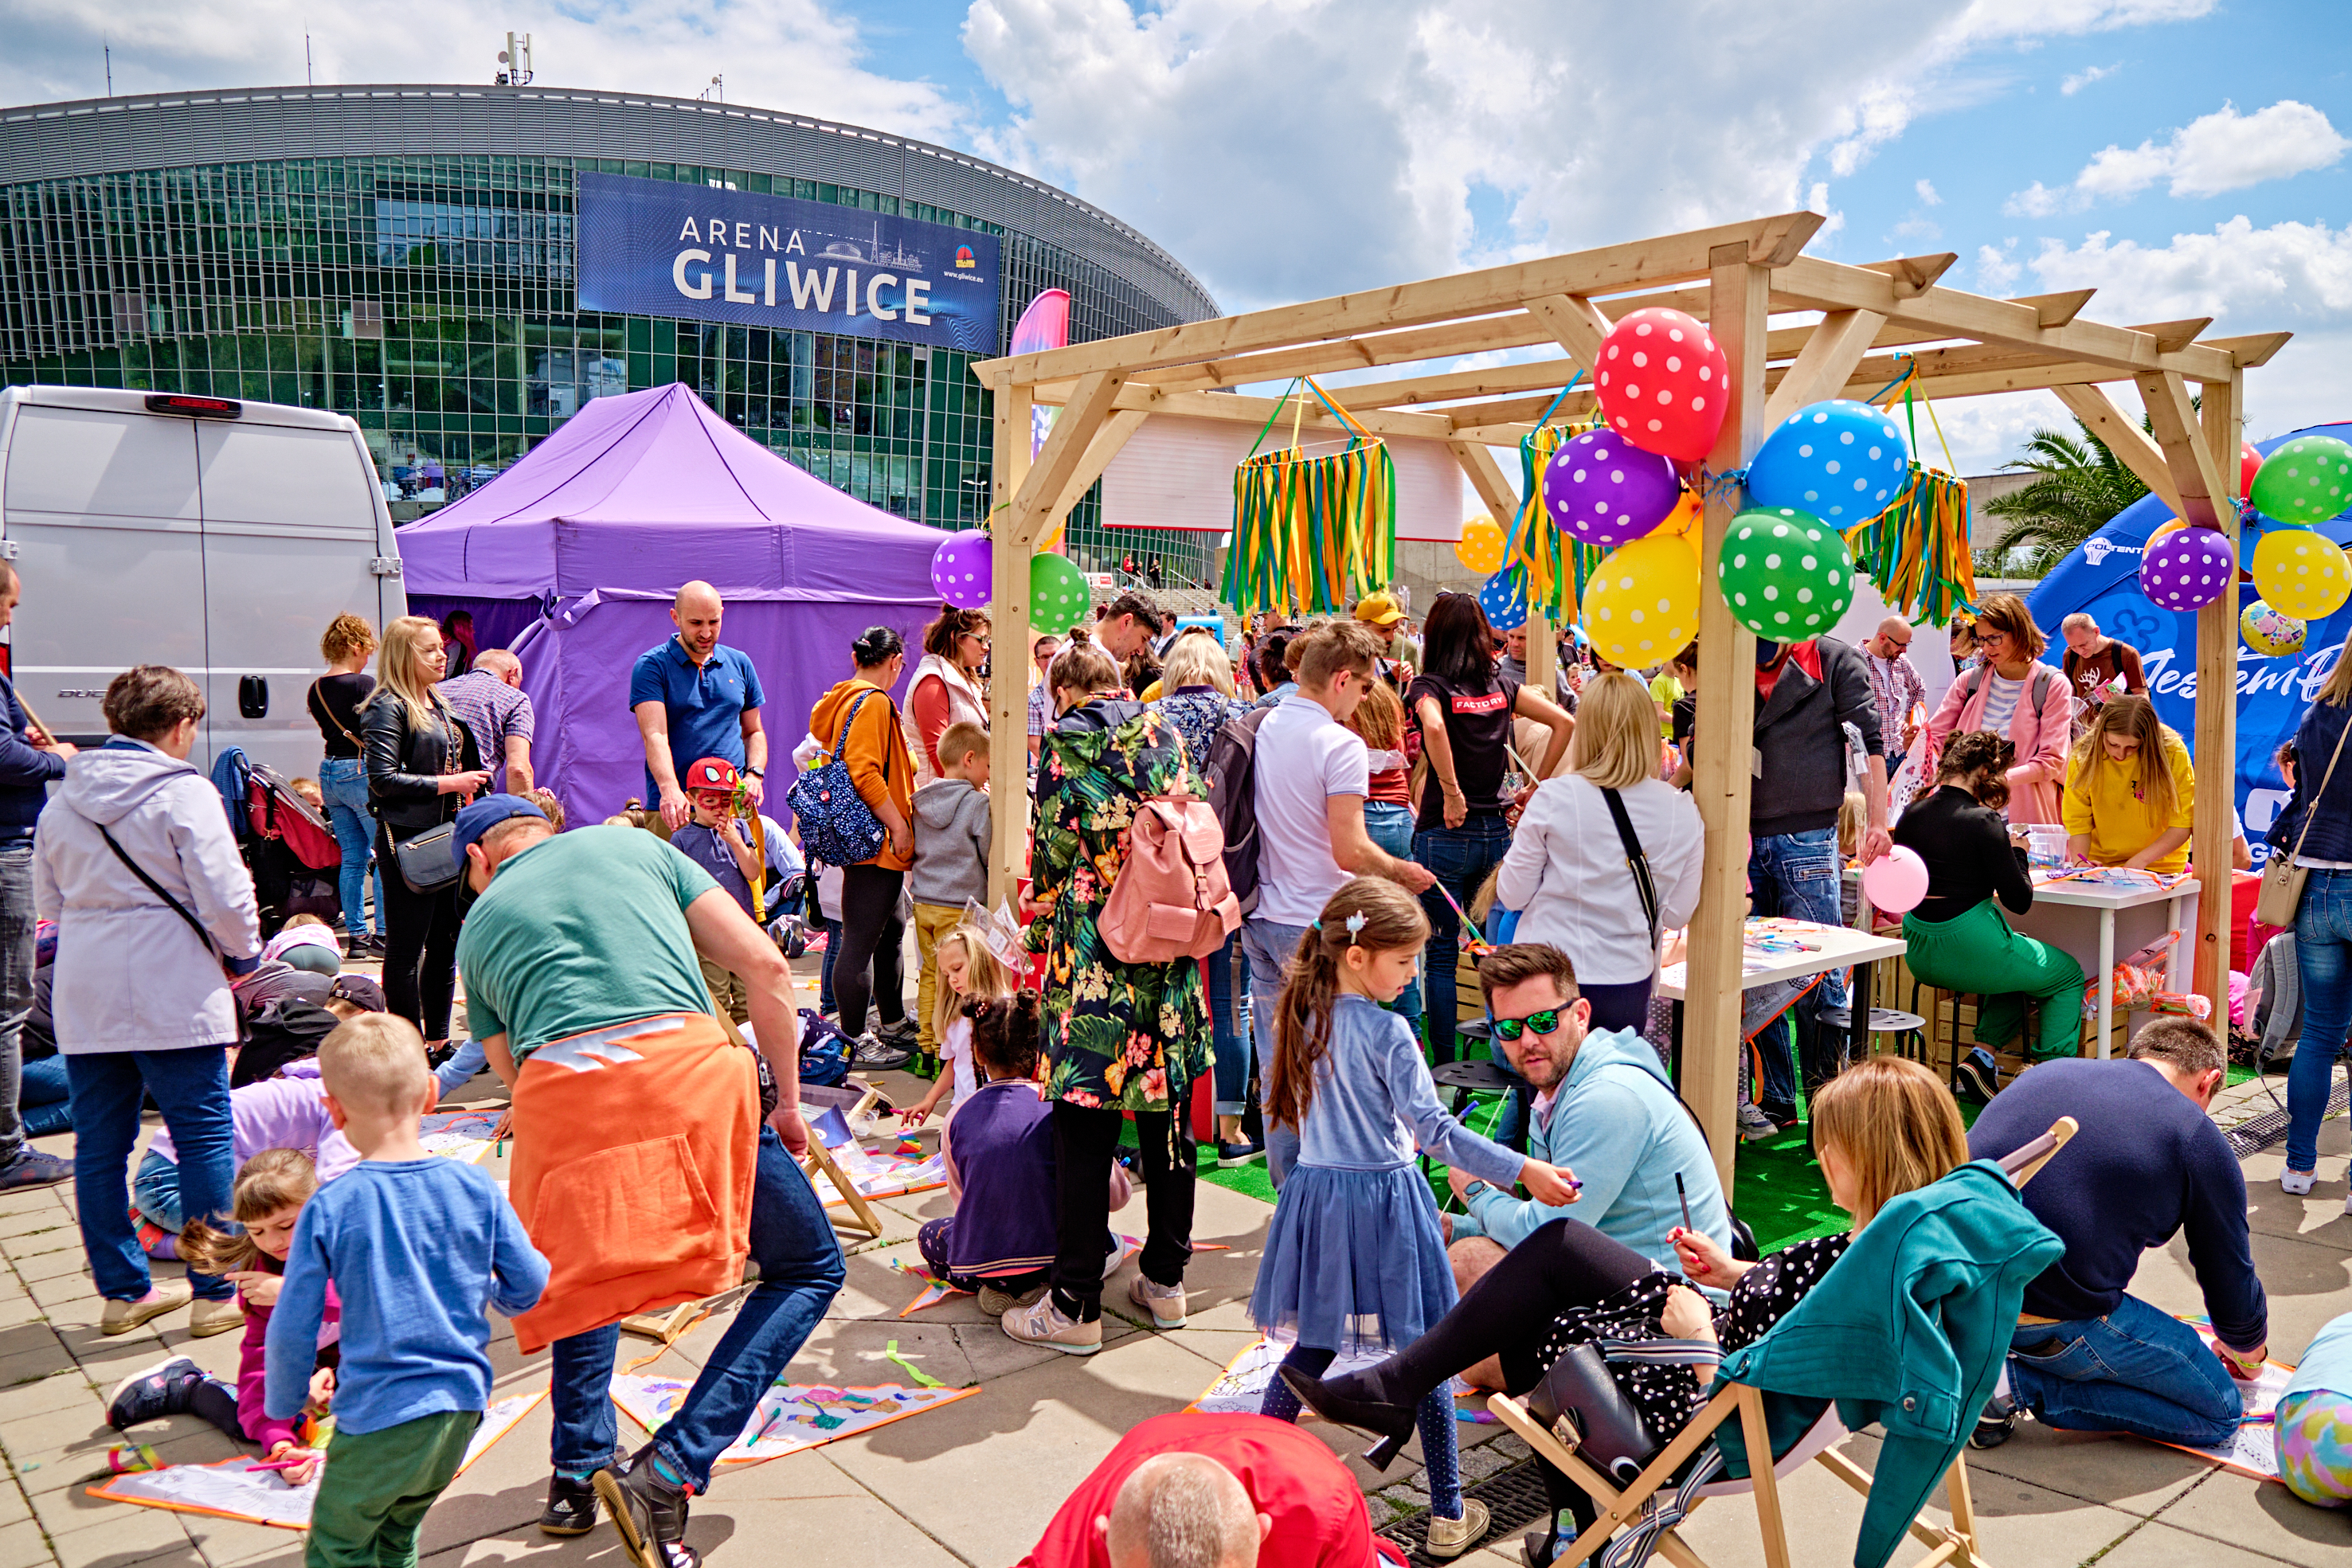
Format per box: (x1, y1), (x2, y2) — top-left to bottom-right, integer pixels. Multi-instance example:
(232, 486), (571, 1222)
(393, 821), (460, 895)
(1526, 1336), (1724, 1484)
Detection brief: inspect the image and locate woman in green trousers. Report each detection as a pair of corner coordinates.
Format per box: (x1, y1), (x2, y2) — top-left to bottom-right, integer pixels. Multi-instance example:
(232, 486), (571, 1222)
(1892, 730), (2087, 1100)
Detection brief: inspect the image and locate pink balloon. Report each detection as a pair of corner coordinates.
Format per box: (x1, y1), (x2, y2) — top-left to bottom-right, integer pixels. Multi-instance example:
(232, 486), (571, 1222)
(1591, 307), (1730, 463)
(929, 533), (993, 609)
(1861, 845), (1930, 914)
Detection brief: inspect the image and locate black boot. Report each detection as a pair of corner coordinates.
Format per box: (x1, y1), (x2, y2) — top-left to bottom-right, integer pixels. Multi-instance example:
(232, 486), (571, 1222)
(1276, 1365), (1418, 1468)
(596, 1445), (699, 1568)
(538, 1472), (600, 1535)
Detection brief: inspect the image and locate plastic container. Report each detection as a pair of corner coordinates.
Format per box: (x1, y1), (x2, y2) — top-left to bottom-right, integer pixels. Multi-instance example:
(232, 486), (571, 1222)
(2025, 824), (2067, 870)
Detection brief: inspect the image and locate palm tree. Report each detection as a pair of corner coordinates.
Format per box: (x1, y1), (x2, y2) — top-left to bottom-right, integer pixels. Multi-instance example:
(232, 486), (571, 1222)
(1982, 416), (2151, 577)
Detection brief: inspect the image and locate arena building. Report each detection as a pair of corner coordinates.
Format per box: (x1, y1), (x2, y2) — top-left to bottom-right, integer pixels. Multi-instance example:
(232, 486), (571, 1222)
(0, 83), (1218, 570)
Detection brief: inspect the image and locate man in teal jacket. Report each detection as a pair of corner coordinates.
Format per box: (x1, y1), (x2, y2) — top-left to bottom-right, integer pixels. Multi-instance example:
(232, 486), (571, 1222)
(1446, 944), (1730, 1276)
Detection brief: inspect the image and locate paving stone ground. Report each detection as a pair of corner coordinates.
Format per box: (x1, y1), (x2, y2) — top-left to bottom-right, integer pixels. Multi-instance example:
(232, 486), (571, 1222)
(2, 1026), (2347, 1566)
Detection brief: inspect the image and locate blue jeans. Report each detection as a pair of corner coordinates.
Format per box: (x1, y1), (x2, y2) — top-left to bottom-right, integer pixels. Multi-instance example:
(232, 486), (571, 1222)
(1207, 928), (1254, 1119)
(318, 758), (382, 936)
(2287, 867), (2352, 1172)
(818, 917), (843, 1014)
(0, 840), (33, 1160)
(1241, 917), (1310, 1186)
(547, 1125), (844, 1487)
(1746, 828), (1848, 1114)
(18, 1055), (70, 1140)
(131, 1149), (186, 1234)
(1415, 815), (1513, 1063)
(67, 1046), (236, 1302)
(1364, 802), (1425, 1035)
(2008, 1292), (2242, 1447)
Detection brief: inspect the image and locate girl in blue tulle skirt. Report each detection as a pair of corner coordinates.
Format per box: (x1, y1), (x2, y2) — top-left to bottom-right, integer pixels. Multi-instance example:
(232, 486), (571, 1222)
(1250, 876), (1579, 1558)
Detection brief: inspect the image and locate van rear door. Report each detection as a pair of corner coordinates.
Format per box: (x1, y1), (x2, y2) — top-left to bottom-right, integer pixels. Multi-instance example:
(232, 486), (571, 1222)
(0, 405), (206, 745)
(196, 418), (387, 775)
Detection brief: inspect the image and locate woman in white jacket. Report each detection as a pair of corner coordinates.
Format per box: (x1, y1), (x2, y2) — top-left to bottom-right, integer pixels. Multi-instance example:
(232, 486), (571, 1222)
(1493, 672), (1704, 1033)
(37, 666), (260, 1339)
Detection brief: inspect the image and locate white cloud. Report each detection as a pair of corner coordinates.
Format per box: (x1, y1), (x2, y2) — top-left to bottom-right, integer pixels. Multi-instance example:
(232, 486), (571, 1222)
(2007, 100), (2350, 214)
(2061, 62), (2117, 94)
(0, 0), (961, 144)
(1916, 178), (1943, 206)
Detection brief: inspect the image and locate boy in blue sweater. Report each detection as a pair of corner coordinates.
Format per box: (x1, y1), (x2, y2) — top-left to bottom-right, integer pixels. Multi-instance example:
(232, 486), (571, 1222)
(267, 1014), (547, 1568)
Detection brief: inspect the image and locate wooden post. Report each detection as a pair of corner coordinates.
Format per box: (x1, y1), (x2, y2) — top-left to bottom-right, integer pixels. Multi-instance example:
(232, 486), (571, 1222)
(987, 383), (1034, 909)
(1685, 245), (1771, 1191)
(2190, 370), (2244, 1019)
(1528, 612), (1559, 707)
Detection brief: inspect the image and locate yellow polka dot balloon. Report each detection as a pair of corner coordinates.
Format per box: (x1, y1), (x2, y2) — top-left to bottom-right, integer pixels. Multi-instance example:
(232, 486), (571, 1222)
(2147, 518), (2187, 547)
(2252, 527), (2352, 620)
(1454, 514), (1507, 576)
(1580, 532), (1700, 669)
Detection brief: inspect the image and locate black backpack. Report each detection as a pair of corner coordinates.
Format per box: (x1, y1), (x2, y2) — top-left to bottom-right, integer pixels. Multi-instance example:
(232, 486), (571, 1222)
(1204, 706), (1276, 918)
(231, 999), (341, 1089)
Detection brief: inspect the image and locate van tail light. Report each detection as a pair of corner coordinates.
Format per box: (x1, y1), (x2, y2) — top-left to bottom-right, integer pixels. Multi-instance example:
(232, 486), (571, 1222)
(144, 394), (241, 419)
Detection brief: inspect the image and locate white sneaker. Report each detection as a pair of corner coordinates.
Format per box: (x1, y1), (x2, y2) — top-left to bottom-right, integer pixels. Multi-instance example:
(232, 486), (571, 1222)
(1129, 1273), (1187, 1330)
(1002, 1293), (1102, 1355)
(1736, 1103), (1781, 1143)
(1423, 1499), (1491, 1559)
(2283, 1167), (2316, 1196)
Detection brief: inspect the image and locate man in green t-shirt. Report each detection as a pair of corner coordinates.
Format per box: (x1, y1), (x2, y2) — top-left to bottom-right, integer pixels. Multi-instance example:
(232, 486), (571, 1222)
(452, 796), (843, 1568)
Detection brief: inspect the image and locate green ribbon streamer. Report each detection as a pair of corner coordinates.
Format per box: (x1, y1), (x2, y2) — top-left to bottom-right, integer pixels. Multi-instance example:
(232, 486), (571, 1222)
(882, 1339), (943, 1389)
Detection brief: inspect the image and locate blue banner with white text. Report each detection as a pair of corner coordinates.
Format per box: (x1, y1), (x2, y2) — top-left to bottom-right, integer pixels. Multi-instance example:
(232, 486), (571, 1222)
(575, 171), (1001, 355)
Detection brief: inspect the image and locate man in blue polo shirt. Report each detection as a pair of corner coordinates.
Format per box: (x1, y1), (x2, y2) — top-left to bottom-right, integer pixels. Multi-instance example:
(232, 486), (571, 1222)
(630, 581), (769, 829)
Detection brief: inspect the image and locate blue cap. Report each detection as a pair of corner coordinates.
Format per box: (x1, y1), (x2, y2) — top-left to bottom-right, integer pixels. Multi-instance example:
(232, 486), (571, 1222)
(452, 792), (549, 865)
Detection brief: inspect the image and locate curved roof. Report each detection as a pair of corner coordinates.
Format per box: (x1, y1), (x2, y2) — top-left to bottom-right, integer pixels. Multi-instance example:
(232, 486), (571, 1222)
(0, 83), (1219, 326)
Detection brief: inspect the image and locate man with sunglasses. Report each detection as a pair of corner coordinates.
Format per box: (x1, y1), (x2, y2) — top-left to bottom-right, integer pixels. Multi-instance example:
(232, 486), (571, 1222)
(1446, 945), (1728, 1285)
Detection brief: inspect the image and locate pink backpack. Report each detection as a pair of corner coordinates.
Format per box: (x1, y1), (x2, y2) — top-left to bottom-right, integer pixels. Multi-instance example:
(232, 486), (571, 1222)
(1100, 796), (1240, 963)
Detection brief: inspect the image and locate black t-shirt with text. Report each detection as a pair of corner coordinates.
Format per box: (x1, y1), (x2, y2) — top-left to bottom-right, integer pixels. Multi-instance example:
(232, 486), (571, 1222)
(1406, 671), (1521, 828)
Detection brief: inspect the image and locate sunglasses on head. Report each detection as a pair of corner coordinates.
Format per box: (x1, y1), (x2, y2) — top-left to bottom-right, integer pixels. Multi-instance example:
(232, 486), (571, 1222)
(1487, 1008), (1567, 1042)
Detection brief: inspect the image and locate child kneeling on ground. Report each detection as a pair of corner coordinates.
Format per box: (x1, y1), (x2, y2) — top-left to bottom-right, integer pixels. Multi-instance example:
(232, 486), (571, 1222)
(916, 993), (1129, 1315)
(266, 1014), (548, 1566)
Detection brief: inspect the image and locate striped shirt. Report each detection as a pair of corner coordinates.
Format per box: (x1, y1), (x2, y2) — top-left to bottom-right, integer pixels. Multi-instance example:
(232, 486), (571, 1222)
(436, 671), (534, 789)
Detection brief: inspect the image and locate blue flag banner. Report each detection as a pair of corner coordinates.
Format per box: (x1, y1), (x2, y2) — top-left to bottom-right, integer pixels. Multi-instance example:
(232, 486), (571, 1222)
(577, 171), (1001, 355)
(2028, 422), (2352, 861)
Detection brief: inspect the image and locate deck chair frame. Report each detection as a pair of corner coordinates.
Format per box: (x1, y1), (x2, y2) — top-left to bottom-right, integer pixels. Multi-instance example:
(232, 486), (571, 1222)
(1486, 1116), (2076, 1568)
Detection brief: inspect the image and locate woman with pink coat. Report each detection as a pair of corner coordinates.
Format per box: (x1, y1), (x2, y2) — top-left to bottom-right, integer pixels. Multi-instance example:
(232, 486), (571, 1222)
(1921, 593), (2074, 825)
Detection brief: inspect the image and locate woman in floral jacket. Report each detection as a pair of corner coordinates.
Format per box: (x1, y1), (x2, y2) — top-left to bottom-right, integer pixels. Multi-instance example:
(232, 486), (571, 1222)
(1003, 631), (1209, 1355)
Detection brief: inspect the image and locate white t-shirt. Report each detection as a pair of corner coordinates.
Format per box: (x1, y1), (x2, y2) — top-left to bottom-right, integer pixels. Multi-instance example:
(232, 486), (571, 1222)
(940, 1015), (977, 1110)
(1250, 694), (1371, 926)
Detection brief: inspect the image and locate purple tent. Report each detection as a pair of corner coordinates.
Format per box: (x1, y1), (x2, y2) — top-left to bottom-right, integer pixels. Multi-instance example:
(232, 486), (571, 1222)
(401, 383), (945, 825)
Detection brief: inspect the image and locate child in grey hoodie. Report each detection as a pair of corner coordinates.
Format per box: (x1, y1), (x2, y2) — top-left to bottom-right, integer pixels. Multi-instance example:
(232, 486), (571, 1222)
(910, 721), (992, 1074)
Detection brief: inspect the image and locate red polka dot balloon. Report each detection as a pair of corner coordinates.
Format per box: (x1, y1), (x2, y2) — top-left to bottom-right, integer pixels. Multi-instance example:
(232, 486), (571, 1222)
(1592, 307), (1730, 464)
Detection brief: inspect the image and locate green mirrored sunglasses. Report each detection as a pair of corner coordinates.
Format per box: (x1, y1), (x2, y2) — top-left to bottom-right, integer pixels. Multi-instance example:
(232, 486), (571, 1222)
(1487, 1008), (1565, 1042)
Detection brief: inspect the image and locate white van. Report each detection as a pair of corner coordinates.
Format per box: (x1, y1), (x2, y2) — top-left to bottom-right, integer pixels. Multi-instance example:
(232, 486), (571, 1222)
(0, 386), (405, 779)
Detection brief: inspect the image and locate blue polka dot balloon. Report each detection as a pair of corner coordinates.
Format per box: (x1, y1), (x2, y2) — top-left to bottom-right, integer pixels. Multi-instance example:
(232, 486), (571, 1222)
(1747, 400), (1911, 523)
(1479, 566), (1528, 630)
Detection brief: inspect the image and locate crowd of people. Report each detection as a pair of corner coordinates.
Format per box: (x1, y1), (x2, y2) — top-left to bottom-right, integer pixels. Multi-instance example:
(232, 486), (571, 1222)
(4, 557), (2351, 1568)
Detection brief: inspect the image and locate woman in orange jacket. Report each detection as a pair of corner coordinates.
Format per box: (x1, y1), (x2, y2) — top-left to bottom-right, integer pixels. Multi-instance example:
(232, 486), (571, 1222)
(808, 626), (918, 1066)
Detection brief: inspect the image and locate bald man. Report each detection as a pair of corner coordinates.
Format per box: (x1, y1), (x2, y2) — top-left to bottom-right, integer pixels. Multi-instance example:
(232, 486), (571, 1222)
(1860, 615), (1927, 811)
(631, 581), (769, 828)
(1017, 1413), (1403, 1568)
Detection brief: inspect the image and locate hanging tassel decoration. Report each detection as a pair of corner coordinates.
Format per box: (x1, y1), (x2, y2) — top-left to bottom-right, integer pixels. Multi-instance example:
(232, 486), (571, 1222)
(1226, 378), (1397, 616)
(1841, 355), (1976, 627)
(1506, 373), (1603, 623)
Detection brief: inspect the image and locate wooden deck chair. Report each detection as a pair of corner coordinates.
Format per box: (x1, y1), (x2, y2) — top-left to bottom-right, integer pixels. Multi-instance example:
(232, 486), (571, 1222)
(1486, 1116), (2077, 1568)
(707, 995), (891, 1241)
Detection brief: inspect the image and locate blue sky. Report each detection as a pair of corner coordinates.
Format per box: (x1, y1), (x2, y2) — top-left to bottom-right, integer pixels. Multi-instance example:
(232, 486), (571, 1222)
(3, 0), (2346, 471)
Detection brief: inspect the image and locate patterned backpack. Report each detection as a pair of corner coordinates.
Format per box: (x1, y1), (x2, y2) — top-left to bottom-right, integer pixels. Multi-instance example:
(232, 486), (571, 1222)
(787, 689), (890, 868)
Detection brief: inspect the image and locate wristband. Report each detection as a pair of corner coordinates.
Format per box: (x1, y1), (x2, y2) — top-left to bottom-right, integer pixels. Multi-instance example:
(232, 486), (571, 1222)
(743, 766), (763, 778)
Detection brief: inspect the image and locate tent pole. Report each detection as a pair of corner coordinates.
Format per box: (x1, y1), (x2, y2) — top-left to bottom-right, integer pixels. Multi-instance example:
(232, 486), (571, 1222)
(988, 383), (1035, 909)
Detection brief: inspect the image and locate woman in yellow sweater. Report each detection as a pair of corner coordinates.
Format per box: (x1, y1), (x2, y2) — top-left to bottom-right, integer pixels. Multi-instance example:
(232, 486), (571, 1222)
(2062, 695), (2195, 873)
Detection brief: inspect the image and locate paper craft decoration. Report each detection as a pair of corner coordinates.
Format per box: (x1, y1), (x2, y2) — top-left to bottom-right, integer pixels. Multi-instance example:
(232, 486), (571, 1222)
(418, 1109), (503, 1163)
(88, 1389), (542, 1529)
(610, 1373), (976, 1464)
(2150, 1321), (2297, 1482)
(1191, 1336), (1491, 1424)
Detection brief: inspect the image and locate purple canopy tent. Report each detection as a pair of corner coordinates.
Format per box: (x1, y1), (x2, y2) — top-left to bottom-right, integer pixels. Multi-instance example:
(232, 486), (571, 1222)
(400, 383), (947, 826)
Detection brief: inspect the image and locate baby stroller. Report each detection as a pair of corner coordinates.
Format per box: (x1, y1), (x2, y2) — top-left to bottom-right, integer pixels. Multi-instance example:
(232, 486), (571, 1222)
(244, 761), (342, 935)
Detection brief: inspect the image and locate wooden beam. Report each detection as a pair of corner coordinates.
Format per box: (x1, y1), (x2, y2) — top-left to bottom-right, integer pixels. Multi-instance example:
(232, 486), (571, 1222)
(1762, 308), (1887, 428)
(1873, 252), (1959, 297)
(2190, 370), (2244, 1020)
(1443, 389), (1602, 433)
(2142, 318), (2217, 354)
(1133, 383), (1458, 442)
(987, 382), (1034, 909)
(2207, 331), (2294, 368)
(1042, 409), (1147, 545)
(1525, 293), (1617, 378)
(1006, 371), (1125, 550)
(1773, 254), (2240, 383)
(2135, 370), (2229, 530)
(973, 212), (1826, 387)
(1450, 440), (1523, 527)
(2053, 384), (2186, 518)
(2023, 289), (2098, 328)
(1313, 355), (1585, 414)
(1686, 242), (1771, 1195)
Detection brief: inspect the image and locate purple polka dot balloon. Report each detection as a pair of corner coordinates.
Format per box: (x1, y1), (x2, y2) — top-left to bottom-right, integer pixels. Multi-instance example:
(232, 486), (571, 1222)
(929, 532), (992, 609)
(2139, 525), (2233, 612)
(1543, 429), (1682, 546)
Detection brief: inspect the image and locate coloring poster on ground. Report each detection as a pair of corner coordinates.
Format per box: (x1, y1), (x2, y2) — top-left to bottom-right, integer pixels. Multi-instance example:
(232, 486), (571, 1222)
(824, 1144), (949, 1202)
(610, 1374), (976, 1464)
(419, 1109), (505, 1163)
(88, 1389), (544, 1528)
(2154, 1322), (2296, 1481)
(1191, 1336), (1458, 1417)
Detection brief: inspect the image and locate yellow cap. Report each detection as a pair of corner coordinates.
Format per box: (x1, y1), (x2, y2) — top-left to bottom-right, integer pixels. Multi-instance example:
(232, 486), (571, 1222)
(1354, 591), (1405, 628)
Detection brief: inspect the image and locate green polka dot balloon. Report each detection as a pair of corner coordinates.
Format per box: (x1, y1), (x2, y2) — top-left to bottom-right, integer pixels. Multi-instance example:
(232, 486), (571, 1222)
(1716, 506), (1856, 639)
(2250, 435), (2352, 527)
(1030, 552), (1091, 635)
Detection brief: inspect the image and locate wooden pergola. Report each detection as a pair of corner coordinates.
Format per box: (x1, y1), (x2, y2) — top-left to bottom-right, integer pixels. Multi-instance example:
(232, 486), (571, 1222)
(972, 209), (2289, 1183)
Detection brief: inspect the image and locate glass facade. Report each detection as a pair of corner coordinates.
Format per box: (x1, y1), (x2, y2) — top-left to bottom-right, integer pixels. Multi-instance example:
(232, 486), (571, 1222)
(0, 147), (1213, 575)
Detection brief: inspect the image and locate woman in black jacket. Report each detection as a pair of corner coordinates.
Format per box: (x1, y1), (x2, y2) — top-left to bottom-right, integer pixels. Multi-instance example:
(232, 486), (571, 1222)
(362, 615), (488, 1038)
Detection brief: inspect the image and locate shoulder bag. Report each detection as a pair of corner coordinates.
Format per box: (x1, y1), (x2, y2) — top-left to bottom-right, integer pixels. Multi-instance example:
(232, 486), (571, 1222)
(2258, 708), (2352, 927)
(96, 823), (254, 1047)
(391, 703), (463, 895)
(308, 678), (362, 750)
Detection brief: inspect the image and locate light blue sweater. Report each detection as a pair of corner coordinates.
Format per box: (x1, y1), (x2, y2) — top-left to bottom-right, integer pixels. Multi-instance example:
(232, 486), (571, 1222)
(1454, 1024), (1732, 1272)
(1297, 995), (1524, 1187)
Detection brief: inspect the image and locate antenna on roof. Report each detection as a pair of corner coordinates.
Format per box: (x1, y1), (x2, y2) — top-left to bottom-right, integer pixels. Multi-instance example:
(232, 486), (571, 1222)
(696, 74), (723, 103)
(495, 31), (533, 87)
(104, 41), (112, 96)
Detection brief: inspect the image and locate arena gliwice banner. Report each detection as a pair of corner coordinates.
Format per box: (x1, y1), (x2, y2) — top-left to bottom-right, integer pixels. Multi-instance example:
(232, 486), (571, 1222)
(2028, 421), (2352, 859)
(576, 171), (1001, 355)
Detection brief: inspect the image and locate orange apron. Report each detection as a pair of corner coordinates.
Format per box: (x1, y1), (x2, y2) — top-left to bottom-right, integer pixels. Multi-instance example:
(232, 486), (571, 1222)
(507, 1013), (757, 1353)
